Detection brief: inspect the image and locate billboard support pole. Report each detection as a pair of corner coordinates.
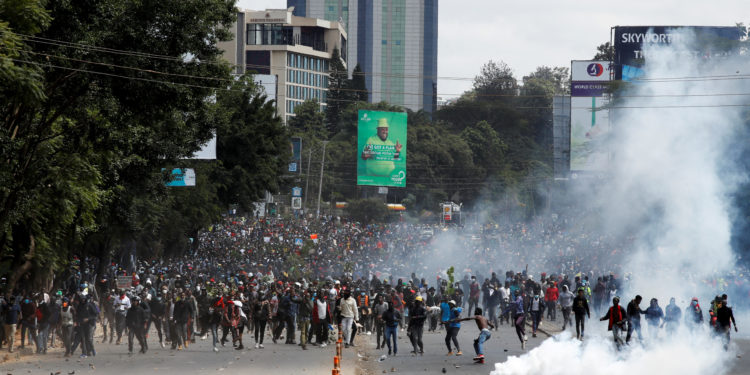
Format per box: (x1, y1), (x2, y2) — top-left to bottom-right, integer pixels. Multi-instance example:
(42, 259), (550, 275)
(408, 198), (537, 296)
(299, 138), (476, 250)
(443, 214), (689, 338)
(316, 141), (328, 219)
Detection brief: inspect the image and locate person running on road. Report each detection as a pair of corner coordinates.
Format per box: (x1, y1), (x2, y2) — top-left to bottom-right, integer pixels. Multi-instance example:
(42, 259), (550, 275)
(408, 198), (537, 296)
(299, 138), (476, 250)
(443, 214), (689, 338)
(572, 287), (590, 340)
(715, 298), (737, 350)
(382, 302), (401, 356)
(684, 297), (703, 331)
(559, 285), (574, 331)
(528, 293), (545, 338)
(373, 294), (388, 349)
(644, 298), (663, 341)
(443, 300), (463, 356)
(502, 294), (527, 350)
(662, 297), (681, 336)
(451, 307), (495, 363)
(407, 296), (426, 355)
(626, 295), (645, 344)
(600, 296), (628, 350)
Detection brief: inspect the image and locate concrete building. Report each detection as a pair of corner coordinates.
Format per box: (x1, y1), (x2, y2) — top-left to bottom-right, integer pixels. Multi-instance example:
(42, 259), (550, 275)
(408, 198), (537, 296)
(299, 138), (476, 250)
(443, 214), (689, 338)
(288, 0), (438, 113)
(218, 8), (347, 123)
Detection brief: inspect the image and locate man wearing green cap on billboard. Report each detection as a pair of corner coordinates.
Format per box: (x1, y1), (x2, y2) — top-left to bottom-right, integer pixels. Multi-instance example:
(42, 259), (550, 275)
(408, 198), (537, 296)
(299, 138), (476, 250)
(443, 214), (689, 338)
(361, 118), (402, 176)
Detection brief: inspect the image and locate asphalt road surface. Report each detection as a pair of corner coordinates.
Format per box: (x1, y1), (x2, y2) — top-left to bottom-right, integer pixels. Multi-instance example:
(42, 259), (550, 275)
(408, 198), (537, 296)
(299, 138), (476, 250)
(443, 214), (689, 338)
(1, 319), (748, 375)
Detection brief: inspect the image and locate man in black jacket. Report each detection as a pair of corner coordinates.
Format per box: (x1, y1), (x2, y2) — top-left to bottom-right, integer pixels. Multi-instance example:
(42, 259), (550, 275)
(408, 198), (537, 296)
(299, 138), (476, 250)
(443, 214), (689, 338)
(76, 294), (97, 358)
(173, 293), (189, 350)
(126, 296), (148, 354)
(572, 288), (590, 340)
(407, 296), (426, 355)
(148, 294), (166, 348)
(626, 295), (645, 343)
(715, 298), (737, 350)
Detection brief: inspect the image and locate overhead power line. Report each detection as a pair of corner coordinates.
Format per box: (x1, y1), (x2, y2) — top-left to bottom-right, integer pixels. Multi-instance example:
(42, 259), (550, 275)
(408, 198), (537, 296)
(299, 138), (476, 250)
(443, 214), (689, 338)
(15, 32), (750, 85)
(11, 48), (750, 103)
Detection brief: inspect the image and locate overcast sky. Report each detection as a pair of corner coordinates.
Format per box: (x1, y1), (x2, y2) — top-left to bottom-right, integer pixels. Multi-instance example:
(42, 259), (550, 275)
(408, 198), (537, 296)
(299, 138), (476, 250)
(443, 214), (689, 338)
(237, 0), (747, 99)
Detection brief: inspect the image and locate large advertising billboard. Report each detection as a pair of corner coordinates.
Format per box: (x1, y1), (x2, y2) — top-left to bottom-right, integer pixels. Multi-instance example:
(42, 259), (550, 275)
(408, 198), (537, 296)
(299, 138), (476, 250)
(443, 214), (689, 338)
(357, 110), (407, 187)
(613, 26), (742, 81)
(570, 61), (612, 171)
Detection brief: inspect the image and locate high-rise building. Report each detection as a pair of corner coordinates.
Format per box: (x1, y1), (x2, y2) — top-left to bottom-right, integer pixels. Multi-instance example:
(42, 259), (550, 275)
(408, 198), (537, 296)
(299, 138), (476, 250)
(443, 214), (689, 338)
(289, 0), (437, 113)
(218, 8), (347, 123)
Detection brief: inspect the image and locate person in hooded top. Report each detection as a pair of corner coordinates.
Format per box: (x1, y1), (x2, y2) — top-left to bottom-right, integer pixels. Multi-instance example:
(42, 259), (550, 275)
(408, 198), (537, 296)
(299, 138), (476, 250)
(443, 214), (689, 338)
(684, 297), (703, 331)
(663, 297), (681, 336)
(644, 297), (664, 340)
(572, 287), (591, 340)
(558, 284), (574, 331)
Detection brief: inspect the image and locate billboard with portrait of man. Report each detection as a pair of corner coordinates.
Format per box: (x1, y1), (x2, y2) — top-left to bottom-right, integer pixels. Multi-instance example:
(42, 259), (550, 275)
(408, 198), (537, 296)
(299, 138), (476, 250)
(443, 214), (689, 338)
(357, 110), (407, 187)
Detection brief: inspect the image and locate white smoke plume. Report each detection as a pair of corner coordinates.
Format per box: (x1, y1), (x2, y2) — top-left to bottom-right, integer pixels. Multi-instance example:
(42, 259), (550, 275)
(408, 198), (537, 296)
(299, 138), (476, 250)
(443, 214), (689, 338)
(492, 28), (747, 374)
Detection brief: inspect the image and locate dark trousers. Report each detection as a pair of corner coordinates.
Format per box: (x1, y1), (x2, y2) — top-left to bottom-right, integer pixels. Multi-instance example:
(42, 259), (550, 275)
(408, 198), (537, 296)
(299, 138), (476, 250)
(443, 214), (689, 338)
(408, 324), (423, 353)
(285, 315), (296, 343)
(626, 318), (642, 343)
(445, 326), (460, 352)
(254, 319), (267, 344)
(115, 311), (127, 342)
(575, 313), (586, 338)
(128, 326), (147, 353)
(150, 315), (164, 343)
(514, 314), (526, 343)
(375, 321), (385, 347)
(20, 321), (37, 349)
(547, 301), (557, 320)
(79, 322), (95, 356)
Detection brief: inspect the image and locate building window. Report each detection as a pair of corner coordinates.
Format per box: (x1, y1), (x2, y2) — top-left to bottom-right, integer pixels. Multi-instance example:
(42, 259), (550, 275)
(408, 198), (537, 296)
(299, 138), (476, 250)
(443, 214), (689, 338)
(382, 40), (387, 45)
(329, 6), (334, 11)
(246, 24), (293, 46)
(395, 40), (401, 45)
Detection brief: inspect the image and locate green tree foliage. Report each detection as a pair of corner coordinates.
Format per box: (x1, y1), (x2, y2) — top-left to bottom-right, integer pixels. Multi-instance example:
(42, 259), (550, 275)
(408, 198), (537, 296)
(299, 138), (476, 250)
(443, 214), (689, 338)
(0, 0), (288, 288)
(288, 99), (327, 141)
(325, 48), (351, 134)
(473, 60), (518, 102)
(346, 198), (389, 224)
(593, 42), (615, 61)
(215, 78), (290, 212)
(350, 63), (368, 102)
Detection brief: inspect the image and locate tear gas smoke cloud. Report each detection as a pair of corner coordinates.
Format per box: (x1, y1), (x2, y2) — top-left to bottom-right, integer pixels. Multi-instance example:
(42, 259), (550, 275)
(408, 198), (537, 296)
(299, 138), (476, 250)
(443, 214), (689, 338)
(492, 29), (747, 374)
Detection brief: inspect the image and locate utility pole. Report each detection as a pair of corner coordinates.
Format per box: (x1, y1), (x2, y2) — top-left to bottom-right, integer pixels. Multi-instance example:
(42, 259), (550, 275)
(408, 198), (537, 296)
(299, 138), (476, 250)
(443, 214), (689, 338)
(316, 141), (329, 219)
(303, 146), (313, 213)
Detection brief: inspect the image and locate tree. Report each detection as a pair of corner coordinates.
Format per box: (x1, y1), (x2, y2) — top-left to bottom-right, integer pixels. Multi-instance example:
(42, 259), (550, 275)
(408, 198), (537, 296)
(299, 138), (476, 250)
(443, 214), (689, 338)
(346, 198), (389, 224)
(522, 66), (570, 95)
(288, 99), (327, 141)
(215, 77), (290, 212)
(460, 120), (506, 176)
(593, 42), (615, 61)
(0, 0), (237, 289)
(326, 48), (351, 134)
(473, 60), (518, 101)
(350, 63), (368, 102)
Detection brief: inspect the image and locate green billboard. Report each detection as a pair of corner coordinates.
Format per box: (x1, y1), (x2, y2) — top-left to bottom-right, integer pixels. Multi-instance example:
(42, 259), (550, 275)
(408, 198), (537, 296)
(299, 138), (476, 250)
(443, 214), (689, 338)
(357, 110), (407, 187)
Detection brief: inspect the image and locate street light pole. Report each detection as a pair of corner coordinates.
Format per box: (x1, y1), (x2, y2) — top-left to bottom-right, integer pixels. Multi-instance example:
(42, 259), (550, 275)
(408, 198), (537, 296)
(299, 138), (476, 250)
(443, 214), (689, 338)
(316, 141), (329, 219)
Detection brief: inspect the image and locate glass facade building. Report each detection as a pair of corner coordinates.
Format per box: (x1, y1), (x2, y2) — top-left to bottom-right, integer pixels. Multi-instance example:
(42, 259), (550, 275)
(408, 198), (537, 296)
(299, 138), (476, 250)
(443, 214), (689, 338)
(218, 8), (347, 123)
(290, 0), (437, 113)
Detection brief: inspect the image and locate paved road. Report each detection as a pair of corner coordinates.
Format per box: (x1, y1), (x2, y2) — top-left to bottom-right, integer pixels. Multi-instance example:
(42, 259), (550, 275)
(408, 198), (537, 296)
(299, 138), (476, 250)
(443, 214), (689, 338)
(2, 319), (748, 375)
(0, 326), (357, 375)
(362, 319), (557, 374)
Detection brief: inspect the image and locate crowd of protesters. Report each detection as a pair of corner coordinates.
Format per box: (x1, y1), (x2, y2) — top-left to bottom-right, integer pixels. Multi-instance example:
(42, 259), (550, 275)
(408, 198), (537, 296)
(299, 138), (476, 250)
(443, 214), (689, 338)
(0, 214), (745, 361)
